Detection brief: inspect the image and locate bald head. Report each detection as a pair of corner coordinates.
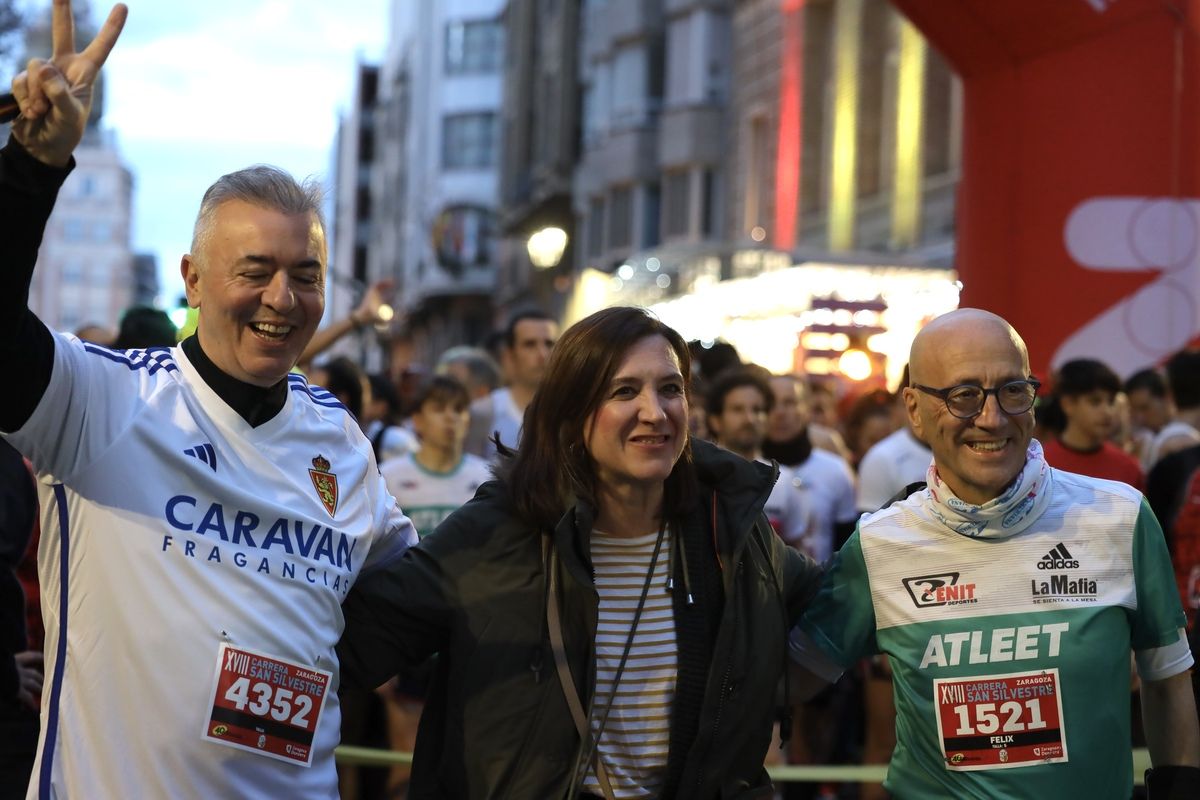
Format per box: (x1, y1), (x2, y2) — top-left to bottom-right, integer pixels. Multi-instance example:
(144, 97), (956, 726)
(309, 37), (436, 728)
(903, 308), (1036, 505)
(909, 309), (1029, 388)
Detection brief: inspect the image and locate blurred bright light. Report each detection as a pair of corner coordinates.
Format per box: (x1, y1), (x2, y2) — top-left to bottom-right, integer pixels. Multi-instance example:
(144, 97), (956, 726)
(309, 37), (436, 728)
(169, 307), (190, 329)
(838, 348), (873, 381)
(829, 332), (851, 351)
(656, 274), (671, 288)
(617, 264), (635, 280)
(526, 226), (569, 269)
(646, 257), (661, 272)
(750, 226), (767, 242)
(377, 304), (395, 322)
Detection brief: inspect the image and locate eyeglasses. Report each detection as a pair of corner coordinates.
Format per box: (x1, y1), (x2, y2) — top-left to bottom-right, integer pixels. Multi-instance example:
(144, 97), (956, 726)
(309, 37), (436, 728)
(912, 379), (1042, 420)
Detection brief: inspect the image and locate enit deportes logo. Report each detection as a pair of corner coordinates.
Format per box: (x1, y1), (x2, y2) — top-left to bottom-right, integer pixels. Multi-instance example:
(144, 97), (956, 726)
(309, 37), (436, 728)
(902, 573), (978, 608)
(1037, 542), (1079, 570)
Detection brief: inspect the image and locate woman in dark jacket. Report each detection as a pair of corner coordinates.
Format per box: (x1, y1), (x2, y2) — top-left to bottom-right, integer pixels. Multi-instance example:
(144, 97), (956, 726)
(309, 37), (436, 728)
(338, 306), (822, 799)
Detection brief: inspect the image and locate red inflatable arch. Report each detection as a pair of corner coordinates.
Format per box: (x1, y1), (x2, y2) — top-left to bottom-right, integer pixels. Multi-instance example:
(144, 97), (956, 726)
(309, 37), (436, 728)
(892, 0), (1200, 378)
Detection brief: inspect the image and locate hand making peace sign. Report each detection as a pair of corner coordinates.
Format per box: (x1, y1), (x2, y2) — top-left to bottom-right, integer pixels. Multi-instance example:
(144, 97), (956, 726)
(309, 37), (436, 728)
(11, 0), (127, 167)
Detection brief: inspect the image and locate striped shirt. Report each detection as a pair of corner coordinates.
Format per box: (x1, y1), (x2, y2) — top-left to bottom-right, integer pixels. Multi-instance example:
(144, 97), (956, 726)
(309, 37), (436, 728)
(582, 529), (678, 798)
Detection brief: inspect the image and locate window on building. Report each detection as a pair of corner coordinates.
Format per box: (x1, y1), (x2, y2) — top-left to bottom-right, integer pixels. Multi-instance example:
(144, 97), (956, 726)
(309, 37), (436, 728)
(663, 171), (691, 238)
(92, 221), (111, 244)
(611, 45), (649, 128)
(587, 197), (606, 258)
(445, 19), (504, 74)
(583, 62), (613, 144)
(78, 174), (97, 198)
(61, 262), (85, 285)
(64, 218), (86, 243)
(608, 187), (633, 250)
(665, 11), (731, 108)
(442, 112), (498, 170)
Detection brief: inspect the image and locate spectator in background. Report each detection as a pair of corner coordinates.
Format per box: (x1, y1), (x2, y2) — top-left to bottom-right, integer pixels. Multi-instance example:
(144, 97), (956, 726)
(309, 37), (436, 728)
(808, 379), (840, 430)
(1042, 358), (1144, 490)
(72, 323), (113, 346)
(706, 369), (814, 556)
(1126, 368), (1199, 471)
(311, 356), (369, 422)
(380, 376), (490, 540)
(0, 439), (38, 799)
(364, 372), (417, 464)
(436, 345), (501, 402)
(376, 376), (489, 798)
(111, 306), (177, 349)
(842, 389), (898, 469)
(464, 309), (558, 460)
(764, 374), (858, 553)
(856, 384), (932, 513)
(688, 339), (742, 386)
(296, 278), (394, 371)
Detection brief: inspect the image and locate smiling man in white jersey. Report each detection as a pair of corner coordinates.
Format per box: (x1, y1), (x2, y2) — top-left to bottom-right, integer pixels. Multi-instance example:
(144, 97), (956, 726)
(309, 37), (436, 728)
(790, 308), (1200, 799)
(0, 4), (416, 796)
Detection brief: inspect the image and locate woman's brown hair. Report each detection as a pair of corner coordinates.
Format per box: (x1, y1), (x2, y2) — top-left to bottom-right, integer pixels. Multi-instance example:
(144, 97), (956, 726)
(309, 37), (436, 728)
(498, 306), (697, 531)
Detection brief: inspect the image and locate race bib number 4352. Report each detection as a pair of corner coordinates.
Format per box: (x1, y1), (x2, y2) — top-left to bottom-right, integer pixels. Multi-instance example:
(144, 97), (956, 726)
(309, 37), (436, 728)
(203, 643), (332, 767)
(933, 668), (1068, 771)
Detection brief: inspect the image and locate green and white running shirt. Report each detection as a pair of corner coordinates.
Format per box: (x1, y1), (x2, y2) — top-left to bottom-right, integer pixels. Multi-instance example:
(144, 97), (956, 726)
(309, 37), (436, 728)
(793, 469), (1191, 799)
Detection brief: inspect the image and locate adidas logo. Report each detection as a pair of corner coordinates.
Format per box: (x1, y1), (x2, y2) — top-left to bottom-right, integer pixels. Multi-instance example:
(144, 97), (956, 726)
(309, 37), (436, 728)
(183, 443), (217, 472)
(1037, 542), (1078, 570)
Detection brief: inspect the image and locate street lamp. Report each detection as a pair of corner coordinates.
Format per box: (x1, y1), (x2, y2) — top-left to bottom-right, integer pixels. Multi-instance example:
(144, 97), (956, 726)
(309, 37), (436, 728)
(526, 226), (569, 269)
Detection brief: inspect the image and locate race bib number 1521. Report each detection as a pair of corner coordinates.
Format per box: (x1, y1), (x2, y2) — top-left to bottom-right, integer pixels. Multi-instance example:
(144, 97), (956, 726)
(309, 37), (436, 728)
(934, 668), (1068, 771)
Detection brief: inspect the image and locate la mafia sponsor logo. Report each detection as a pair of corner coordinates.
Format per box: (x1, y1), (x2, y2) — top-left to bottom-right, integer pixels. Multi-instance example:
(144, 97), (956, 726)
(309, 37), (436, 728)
(1031, 542), (1098, 603)
(902, 572), (979, 608)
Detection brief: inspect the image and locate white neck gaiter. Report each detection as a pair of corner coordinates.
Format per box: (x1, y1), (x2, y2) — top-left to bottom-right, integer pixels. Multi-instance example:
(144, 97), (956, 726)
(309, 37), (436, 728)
(922, 439), (1053, 540)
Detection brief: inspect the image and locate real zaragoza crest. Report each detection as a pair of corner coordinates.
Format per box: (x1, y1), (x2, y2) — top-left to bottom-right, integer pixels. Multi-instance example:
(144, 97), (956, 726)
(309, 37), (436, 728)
(308, 454), (338, 517)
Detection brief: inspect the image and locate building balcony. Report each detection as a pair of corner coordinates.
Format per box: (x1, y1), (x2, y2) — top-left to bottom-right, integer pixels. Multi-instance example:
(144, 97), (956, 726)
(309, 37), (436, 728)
(576, 126), (660, 198)
(658, 104), (725, 168)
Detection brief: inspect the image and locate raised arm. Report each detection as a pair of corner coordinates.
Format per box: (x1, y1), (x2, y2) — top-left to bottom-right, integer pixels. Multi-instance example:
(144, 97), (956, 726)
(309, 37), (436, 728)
(12, 0), (127, 168)
(0, 1), (126, 433)
(299, 279), (395, 369)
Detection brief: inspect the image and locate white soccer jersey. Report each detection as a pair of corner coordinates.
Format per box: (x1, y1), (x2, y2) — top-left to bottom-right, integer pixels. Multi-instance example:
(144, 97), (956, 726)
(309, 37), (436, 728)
(6, 333), (416, 799)
(379, 452), (492, 538)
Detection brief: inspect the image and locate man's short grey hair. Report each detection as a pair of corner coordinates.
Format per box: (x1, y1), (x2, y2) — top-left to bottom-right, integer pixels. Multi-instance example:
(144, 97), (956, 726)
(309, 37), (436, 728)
(191, 165), (326, 254)
(436, 346), (501, 394)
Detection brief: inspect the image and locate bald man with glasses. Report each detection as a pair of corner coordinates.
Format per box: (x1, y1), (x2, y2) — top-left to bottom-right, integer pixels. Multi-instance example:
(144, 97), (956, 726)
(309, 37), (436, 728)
(790, 309), (1199, 799)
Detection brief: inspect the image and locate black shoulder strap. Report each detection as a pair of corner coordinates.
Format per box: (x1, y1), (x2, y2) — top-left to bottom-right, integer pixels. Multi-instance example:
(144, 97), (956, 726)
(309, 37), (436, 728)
(879, 481), (927, 512)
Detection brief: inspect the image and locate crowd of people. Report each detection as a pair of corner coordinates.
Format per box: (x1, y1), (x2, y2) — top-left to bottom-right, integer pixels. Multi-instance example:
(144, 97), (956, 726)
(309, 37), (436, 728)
(2, 3), (1200, 799)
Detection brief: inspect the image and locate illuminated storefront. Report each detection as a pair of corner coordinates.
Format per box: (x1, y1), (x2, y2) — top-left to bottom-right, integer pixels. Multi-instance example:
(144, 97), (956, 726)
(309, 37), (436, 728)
(567, 248), (959, 390)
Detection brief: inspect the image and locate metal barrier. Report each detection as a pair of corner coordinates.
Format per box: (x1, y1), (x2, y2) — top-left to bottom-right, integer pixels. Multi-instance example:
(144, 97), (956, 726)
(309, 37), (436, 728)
(334, 746), (1153, 785)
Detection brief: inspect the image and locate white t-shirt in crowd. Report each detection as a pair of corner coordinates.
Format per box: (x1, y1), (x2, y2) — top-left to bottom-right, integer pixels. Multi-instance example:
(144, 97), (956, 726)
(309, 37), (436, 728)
(856, 428), (932, 513)
(791, 448), (857, 563)
(763, 463), (815, 554)
(380, 452), (492, 539)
